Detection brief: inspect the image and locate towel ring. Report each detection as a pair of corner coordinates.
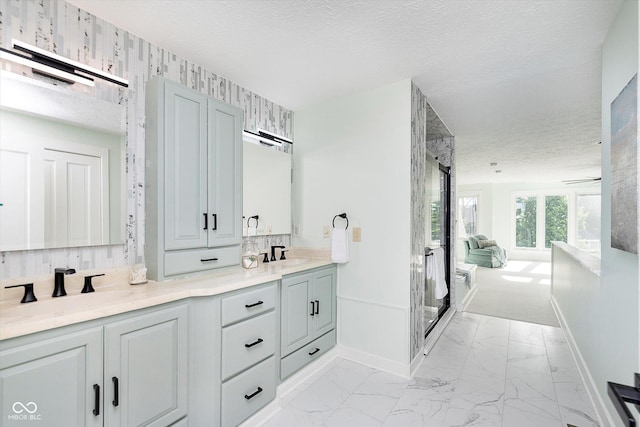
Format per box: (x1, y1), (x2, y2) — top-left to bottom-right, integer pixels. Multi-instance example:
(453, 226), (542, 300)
(247, 215), (259, 228)
(332, 213), (349, 229)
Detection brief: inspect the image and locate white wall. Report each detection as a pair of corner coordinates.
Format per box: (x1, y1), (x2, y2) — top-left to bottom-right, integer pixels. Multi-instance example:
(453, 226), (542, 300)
(457, 181), (601, 262)
(293, 79), (413, 369)
(553, 1), (639, 424)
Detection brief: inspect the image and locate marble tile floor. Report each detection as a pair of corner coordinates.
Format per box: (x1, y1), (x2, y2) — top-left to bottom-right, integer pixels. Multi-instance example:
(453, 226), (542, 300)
(260, 312), (599, 427)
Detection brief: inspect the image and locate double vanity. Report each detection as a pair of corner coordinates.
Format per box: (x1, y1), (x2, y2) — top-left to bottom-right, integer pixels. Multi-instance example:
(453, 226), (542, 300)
(0, 258), (337, 426)
(1, 76), (334, 426)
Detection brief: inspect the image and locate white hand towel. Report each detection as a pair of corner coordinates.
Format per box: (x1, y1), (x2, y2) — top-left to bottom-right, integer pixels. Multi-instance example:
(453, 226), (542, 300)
(430, 247), (448, 300)
(331, 228), (349, 263)
(248, 226), (257, 236)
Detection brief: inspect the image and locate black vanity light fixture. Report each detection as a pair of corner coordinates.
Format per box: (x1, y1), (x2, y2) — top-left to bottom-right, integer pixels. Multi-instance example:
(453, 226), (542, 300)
(0, 39), (129, 88)
(243, 128), (293, 147)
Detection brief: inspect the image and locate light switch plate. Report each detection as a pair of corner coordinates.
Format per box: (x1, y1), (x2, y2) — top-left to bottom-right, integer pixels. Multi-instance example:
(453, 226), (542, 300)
(353, 227), (361, 242)
(322, 226), (330, 238)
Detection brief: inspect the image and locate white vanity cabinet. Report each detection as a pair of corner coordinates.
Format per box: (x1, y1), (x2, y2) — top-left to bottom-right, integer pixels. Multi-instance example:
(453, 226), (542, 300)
(145, 76), (243, 281)
(280, 265), (337, 379)
(0, 303), (188, 427)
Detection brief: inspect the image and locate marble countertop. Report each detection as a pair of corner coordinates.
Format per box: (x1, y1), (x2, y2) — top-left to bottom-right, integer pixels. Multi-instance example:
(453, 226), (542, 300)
(551, 242), (601, 276)
(0, 254), (332, 341)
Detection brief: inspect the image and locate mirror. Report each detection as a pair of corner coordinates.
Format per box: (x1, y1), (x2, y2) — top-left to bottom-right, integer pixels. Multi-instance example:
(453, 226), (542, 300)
(0, 72), (125, 251)
(242, 141), (291, 236)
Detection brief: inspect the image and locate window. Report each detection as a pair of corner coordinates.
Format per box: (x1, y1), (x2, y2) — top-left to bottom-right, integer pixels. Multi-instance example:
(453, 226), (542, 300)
(513, 193), (575, 251)
(545, 195), (568, 248)
(457, 195), (478, 237)
(576, 194), (601, 253)
(515, 196), (537, 248)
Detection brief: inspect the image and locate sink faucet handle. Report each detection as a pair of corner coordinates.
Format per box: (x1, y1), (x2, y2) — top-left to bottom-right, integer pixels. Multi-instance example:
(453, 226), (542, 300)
(280, 250), (288, 260)
(260, 252), (270, 263)
(55, 267), (76, 275)
(5, 283), (37, 303)
(82, 274), (105, 294)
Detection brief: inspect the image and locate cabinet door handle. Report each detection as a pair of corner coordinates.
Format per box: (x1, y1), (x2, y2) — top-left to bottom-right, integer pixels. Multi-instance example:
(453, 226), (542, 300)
(310, 301), (315, 316)
(245, 300), (263, 308)
(211, 213), (217, 230)
(200, 257), (219, 262)
(112, 376), (119, 407)
(244, 386), (263, 400)
(315, 300), (320, 315)
(92, 384), (100, 416)
(245, 338), (264, 348)
(203, 213), (208, 230)
(308, 348), (320, 356)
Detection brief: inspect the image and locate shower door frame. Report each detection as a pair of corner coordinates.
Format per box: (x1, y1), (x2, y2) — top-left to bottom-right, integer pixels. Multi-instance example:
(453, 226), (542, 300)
(424, 162), (452, 338)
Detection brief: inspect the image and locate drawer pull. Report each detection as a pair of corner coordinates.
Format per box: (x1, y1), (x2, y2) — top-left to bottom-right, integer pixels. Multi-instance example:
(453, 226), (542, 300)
(203, 213), (208, 230)
(200, 257), (219, 262)
(245, 300), (264, 308)
(92, 384), (100, 416)
(112, 376), (119, 407)
(315, 299), (320, 315)
(310, 301), (315, 316)
(245, 338), (264, 348)
(308, 348), (320, 356)
(244, 386), (263, 400)
(212, 213), (218, 230)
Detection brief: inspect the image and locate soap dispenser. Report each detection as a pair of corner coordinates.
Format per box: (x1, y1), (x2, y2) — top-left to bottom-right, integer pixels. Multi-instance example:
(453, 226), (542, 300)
(242, 237), (259, 269)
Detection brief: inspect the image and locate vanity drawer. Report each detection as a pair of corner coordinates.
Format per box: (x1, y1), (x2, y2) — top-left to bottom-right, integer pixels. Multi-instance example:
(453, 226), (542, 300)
(221, 282), (277, 326)
(164, 246), (240, 276)
(221, 356), (276, 427)
(281, 329), (336, 380)
(221, 311), (276, 380)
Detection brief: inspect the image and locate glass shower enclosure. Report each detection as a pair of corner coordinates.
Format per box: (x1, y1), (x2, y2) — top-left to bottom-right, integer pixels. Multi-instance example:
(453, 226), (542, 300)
(424, 154), (451, 337)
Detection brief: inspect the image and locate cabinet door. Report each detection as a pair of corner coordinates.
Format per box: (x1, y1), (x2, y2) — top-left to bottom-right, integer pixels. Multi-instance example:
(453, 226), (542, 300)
(207, 99), (242, 247)
(164, 83), (208, 251)
(104, 304), (188, 427)
(311, 267), (337, 337)
(0, 328), (102, 427)
(281, 272), (314, 356)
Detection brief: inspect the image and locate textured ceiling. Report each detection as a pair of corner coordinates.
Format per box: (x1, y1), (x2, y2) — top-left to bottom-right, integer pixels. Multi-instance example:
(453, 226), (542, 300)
(67, 0), (622, 185)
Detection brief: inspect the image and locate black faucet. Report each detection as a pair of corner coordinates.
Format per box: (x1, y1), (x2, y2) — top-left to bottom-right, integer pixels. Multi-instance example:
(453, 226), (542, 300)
(270, 246), (285, 262)
(53, 267), (76, 297)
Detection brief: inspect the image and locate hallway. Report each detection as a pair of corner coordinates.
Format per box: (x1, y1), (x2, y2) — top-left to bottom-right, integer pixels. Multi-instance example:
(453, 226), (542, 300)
(262, 312), (598, 427)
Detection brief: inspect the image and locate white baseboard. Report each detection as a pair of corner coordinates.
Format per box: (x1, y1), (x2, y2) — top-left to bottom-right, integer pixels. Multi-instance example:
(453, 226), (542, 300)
(550, 295), (614, 427)
(338, 344), (411, 378)
(457, 283), (478, 311)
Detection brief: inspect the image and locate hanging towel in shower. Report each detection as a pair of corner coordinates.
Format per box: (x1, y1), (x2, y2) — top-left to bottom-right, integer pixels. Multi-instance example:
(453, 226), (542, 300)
(427, 247), (448, 300)
(331, 228), (349, 263)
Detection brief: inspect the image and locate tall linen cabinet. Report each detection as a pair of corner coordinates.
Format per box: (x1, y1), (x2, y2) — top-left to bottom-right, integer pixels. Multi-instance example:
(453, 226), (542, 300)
(145, 77), (243, 280)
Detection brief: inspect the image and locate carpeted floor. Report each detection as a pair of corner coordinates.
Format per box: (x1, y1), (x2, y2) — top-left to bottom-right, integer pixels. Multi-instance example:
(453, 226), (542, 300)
(464, 260), (560, 327)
